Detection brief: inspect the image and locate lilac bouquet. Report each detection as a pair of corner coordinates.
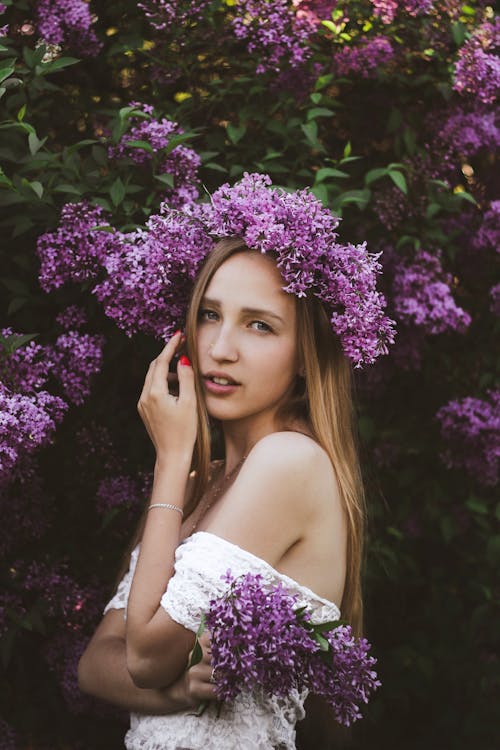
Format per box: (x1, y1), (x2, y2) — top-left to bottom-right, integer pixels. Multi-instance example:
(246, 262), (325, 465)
(188, 571), (380, 727)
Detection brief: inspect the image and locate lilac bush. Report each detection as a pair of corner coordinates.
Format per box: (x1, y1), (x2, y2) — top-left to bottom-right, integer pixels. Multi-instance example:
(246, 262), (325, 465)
(435, 389), (500, 487)
(391, 249), (471, 335)
(333, 35), (394, 79)
(108, 102), (201, 208)
(453, 19), (500, 104)
(34, 0), (103, 57)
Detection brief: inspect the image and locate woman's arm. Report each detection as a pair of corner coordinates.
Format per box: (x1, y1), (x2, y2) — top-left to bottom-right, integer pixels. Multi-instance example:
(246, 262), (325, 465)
(78, 609), (216, 712)
(126, 334), (199, 688)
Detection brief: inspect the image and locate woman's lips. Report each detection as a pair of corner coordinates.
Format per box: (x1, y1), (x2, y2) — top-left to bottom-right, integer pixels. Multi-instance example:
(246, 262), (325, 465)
(203, 377), (241, 396)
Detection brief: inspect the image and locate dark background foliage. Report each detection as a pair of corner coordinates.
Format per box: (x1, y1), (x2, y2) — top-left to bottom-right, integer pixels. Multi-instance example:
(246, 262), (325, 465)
(0, 0), (498, 747)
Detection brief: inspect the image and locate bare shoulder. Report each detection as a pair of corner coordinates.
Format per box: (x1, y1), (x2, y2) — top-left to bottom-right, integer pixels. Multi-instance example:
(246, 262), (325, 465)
(245, 431), (339, 504)
(204, 431), (341, 567)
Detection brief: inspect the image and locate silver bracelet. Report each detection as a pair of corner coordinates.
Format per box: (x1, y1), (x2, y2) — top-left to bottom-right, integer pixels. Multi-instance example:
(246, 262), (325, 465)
(148, 503), (184, 517)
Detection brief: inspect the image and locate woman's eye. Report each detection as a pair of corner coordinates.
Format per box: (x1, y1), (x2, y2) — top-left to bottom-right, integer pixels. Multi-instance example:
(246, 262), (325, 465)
(250, 320), (272, 333)
(199, 308), (218, 321)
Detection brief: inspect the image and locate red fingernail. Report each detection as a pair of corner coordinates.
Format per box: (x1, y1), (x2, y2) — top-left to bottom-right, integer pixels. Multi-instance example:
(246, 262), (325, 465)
(174, 329), (182, 336)
(179, 355), (191, 367)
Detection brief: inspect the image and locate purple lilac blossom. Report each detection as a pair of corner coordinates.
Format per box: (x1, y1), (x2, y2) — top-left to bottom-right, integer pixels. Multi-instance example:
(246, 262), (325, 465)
(391, 249), (471, 335)
(108, 102), (200, 207)
(0, 718), (16, 750)
(453, 19), (500, 104)
(95, 474), (143, 517)
(56, 305), (88, 330)
(295, 0), (338, 26)
(435, 389), (500, 487)
(0, 381), (68, 491)
(0, 457), (50, 556)
(231, 0), (315, 73)
(35, 0), (103, 57)
(490, 284), (500, 317)
(370, 0), (433, 24)
(46, 331), (105, 407)
(0, 3), (7, 37)
(184, 172), (396, 368)
(433, 107), (500, 162)
(92, 212), (213, 340)
(333, 36), (394, 79)
(472, 200), (500, 253)
(1, 327), (54, 393)
(205, 571), (380, 726)
(36, 201), (116, 292)
(138, 0), (211, 32)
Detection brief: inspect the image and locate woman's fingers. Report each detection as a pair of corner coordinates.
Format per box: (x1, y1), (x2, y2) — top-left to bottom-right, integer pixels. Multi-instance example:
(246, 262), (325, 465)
(151, 331), (183, 397)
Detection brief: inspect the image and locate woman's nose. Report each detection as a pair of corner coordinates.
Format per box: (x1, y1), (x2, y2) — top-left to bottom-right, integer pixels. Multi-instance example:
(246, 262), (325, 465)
(209, 326), (238, 362)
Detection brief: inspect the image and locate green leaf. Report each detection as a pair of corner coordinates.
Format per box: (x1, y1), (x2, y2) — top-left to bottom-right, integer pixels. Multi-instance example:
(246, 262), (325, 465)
(315, 167), (349, 183)
(26, 180), (43, 199)
(37, 56), (80, 75)
(307, 107), (334, 121)
(314, 632), (330, 651)
(451, 21), (466, 46)
(164, 132), (199, 155)
(313, 619), (341, 633)
(388, 170), (408, 194)
(465, 497), (488, 515)
(0, 62), (15, 84)
(343, 141), (352, 158)
(203, 162), (227, 173)
(110, 177), (125, 206)
(17, 104), (26, 122)
(28, 132), (47, 155)
(154, 173), (175, 188)
(454, 190), (478, 206)
(311, 184), (328, 205)
(53, 184), (84, 195)
(301, 121), (319, 146)
(0, 332), (38, 354)
(124, 139), (155, 155)
(321, 20), (337, 32)
(7, 297), (27, 316)
(310, 93), (322, 104)
(227, 123), (246, 145)
(365, 167), (389, 185)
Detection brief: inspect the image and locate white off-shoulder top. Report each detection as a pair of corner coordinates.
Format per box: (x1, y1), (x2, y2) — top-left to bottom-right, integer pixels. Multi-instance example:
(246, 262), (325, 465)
(103, 531), (341, 750)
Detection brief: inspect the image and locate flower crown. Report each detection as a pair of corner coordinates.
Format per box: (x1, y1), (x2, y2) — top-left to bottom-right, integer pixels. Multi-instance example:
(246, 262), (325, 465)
(157, 172), (396, 368)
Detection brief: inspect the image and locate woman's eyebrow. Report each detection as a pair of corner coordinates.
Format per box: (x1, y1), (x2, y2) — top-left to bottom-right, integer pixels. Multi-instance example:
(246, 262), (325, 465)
(201, 297), (285, 325)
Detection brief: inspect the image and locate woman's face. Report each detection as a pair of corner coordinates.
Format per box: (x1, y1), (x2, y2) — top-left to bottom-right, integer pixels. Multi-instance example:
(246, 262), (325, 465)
(196, 251), (300, 428)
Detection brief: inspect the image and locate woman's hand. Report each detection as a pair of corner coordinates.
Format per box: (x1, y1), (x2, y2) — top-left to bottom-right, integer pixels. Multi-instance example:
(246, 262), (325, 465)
(180, 631), (218, 707)
(137, 331), (198, 462)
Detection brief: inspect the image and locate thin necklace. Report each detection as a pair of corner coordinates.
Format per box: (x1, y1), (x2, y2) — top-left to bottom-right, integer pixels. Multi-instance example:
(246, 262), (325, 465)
(190, 454), (247, 534)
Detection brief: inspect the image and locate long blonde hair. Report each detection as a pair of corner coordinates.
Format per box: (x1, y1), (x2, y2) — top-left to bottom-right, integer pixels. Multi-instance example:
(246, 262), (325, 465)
(111, 236), (366, 746)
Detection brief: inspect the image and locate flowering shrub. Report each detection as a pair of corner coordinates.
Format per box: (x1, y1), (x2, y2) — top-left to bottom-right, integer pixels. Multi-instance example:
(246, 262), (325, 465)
(0, 0), (498, 746)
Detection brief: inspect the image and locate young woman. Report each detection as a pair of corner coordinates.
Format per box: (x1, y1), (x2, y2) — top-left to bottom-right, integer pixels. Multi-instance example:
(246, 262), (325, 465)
(78, 176), (394, 749)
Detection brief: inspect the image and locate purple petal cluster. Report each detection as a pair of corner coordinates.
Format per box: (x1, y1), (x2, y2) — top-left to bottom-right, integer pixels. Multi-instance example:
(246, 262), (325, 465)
(370, 0), (433, 24)
(295, 0), (338, 27)
(472, 200), (500, 253)
(453, 20), (500, 104)
(55, 305), (88, 331)
(302, 625), (381, 726)
(108, 102), (200, 208)
(231, 0), (315, 73)
(92, 211), (213, 340)
(95, 474), (143, 517)
(0, 457), (50, 556)
(490, 283), (500, 317)
(35, 0), (103, 57)
(333, 35), (394, 79)
(1, 327), (54, 393)
(0, 381), (68, 492)
(435, 389), (500, 487)
(433, 107), (500, 163)
(138, 0), (211, 32)
(46, 331), (105, 407)
(205, 571), (380, 726)
(0, 3), (8, 38)
(185, 172), (396, 367)
(36, 201), (115, 292)
(391, 249), (471, 335)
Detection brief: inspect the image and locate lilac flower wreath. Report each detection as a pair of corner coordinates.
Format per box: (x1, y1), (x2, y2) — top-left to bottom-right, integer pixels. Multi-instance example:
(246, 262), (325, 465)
(159, 172), (396, 368)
